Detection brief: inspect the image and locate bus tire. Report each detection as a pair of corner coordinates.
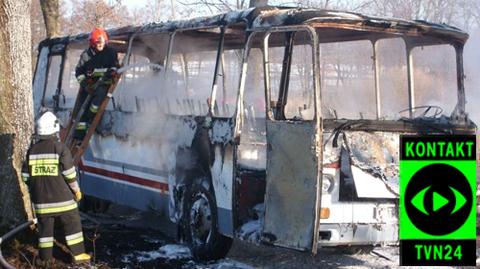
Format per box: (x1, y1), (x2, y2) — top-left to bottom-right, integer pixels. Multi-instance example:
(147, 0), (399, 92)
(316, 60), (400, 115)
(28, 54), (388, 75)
(182, 181), (233, 260)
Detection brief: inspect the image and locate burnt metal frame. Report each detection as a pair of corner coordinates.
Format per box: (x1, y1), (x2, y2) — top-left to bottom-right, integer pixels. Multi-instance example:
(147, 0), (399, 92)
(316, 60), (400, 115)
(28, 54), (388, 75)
(209, 26), (226, 115)
(372, 38), (381, 119)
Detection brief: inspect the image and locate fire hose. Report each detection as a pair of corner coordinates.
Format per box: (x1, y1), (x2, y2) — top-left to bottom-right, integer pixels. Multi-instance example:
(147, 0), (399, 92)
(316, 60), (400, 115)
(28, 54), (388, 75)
(0, 218), (37, 269)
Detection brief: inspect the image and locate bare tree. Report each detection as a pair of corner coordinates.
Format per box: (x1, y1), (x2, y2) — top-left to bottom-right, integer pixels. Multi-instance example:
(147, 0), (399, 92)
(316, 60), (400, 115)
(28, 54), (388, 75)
(369, 0), (479, 29)
(130, 0), (170, 24)
(64, 0), (130, 35)
(0, 0), (34, 231)
(40, 0), (60, 37)
(176, 0), (250, 15)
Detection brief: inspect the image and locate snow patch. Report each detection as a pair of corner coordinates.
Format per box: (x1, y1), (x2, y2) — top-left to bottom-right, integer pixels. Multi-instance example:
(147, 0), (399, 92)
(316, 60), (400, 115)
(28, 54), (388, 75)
(122, 244), (192, 263)
(238, 219), (262, 242)
(204, 259), (255, 269)
(209, 119), (233, 144)
(237, 203), (264, 243)
(141, 236), (164, 244)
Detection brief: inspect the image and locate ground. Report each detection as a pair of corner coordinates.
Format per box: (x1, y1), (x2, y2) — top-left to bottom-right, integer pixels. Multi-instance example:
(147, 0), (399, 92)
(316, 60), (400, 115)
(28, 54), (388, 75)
(2, 204), (479, 269)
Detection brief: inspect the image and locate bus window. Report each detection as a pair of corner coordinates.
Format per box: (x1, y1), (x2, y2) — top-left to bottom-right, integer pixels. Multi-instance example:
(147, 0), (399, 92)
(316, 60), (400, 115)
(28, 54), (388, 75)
(412, 44), (457, 115)
(376, 38), (408, 119)
(167, 29), (221, 116)
(267, 31), (314, 120)
(112, 33), (169, 113)
(244, 48), (266, 124)
(168, 50), (218, 115)
(167, 53), (187, 115)
(238, 48), (266, 170)
(213, 49), (242, 117)
(286, 35), (314, 120)
(33, 47), (49, 114)
(43, 55), (62, 108)
(114, 54), (153, 113)
(60, 48), (82, 109)
(319, 40), (376, 119)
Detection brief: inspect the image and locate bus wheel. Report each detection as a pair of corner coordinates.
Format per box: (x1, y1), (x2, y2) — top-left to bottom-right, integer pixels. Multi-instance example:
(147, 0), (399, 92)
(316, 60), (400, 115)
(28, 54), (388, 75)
(182, 182), (232, 260)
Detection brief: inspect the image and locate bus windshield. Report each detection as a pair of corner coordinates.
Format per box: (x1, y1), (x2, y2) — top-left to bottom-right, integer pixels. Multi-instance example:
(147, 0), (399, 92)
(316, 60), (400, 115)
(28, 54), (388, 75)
(319, 38), (458, 121)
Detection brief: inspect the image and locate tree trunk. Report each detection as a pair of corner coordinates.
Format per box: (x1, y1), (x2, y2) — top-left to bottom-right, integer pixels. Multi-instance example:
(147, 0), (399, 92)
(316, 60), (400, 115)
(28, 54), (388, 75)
(0, 0), (34, 232)
(249, 0), (268, 8)
(40, 0), (59, 38)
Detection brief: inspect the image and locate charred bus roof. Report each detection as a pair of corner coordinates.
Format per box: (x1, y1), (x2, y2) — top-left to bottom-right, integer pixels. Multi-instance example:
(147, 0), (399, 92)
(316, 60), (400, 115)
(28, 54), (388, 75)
(38, 6), (469, 54)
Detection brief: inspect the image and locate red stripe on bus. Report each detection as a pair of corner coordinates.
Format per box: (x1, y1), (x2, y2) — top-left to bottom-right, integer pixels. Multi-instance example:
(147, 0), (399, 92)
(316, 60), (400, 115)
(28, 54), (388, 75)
(324, 162), (340, 169)
(79, 162), (169, 192)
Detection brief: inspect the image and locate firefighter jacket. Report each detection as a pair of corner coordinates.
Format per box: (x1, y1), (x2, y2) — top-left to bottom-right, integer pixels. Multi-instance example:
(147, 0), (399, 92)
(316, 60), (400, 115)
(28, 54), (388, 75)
(22, 136), (80, 215)
(75, 46), (118, 85)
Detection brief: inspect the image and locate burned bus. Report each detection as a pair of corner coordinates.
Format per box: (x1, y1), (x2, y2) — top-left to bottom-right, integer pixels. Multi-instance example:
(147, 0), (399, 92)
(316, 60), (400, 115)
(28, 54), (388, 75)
(32, 7), (476, 259)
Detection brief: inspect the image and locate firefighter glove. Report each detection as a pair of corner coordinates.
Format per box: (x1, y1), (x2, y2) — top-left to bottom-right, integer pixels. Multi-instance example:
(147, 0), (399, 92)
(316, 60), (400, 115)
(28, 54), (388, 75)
(80, 78), (88, 89)
(77, 74), (87, 87)
(74, 191), (82, 202)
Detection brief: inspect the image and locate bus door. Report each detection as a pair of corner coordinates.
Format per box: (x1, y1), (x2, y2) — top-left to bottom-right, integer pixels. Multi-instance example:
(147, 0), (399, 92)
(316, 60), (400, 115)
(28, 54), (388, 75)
(260, 28), (323, 253)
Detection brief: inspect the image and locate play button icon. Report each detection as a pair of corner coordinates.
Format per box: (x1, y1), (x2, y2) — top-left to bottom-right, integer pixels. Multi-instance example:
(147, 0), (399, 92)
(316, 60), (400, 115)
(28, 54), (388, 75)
(410, 187), (459, 215)
(404, 163), (473, 235)
(432, 191), (449, 212)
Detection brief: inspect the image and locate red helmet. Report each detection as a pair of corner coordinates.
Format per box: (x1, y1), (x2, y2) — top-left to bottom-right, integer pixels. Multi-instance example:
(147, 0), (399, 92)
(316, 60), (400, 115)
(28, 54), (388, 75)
(89, 28), (108, 48)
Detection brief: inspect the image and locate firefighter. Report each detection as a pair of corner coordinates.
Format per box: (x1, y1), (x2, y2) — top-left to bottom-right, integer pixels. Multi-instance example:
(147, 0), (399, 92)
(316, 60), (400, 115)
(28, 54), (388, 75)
(22, 111), (90, 266)
(74, 27), (119, 141)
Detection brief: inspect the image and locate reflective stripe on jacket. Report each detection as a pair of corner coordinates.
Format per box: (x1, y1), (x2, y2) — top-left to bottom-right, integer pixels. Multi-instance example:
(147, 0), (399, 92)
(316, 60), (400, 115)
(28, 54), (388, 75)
(75, 46), (118, 85)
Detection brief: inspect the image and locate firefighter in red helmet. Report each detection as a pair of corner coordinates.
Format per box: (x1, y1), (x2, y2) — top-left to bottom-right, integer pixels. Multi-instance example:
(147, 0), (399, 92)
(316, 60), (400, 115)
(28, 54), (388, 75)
(74, 27), (119, 141)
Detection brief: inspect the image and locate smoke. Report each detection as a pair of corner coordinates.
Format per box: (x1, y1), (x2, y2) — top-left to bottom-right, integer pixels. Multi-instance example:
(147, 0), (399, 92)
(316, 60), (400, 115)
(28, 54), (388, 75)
(109, 59), (200, 171)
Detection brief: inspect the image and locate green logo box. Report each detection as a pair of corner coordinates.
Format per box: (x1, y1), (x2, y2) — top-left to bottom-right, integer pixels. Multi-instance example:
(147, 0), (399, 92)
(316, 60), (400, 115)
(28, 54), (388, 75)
(399, 135), (476, 266)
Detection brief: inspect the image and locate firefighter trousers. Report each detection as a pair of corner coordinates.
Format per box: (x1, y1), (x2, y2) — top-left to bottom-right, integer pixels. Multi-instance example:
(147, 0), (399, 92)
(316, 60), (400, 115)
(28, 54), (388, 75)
(74, 84), (108, 140)
(37, 208), (85, 261)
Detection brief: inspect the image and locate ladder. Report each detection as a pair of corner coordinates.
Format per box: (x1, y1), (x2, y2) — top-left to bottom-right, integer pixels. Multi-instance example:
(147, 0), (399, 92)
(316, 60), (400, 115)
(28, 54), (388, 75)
(62, 74), (121, 166)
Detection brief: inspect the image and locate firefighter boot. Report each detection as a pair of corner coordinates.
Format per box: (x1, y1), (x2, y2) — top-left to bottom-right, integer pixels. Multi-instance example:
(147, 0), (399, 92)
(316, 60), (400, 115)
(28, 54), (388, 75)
(74, 253), (91, 264)
(73, 122), (88, 141)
